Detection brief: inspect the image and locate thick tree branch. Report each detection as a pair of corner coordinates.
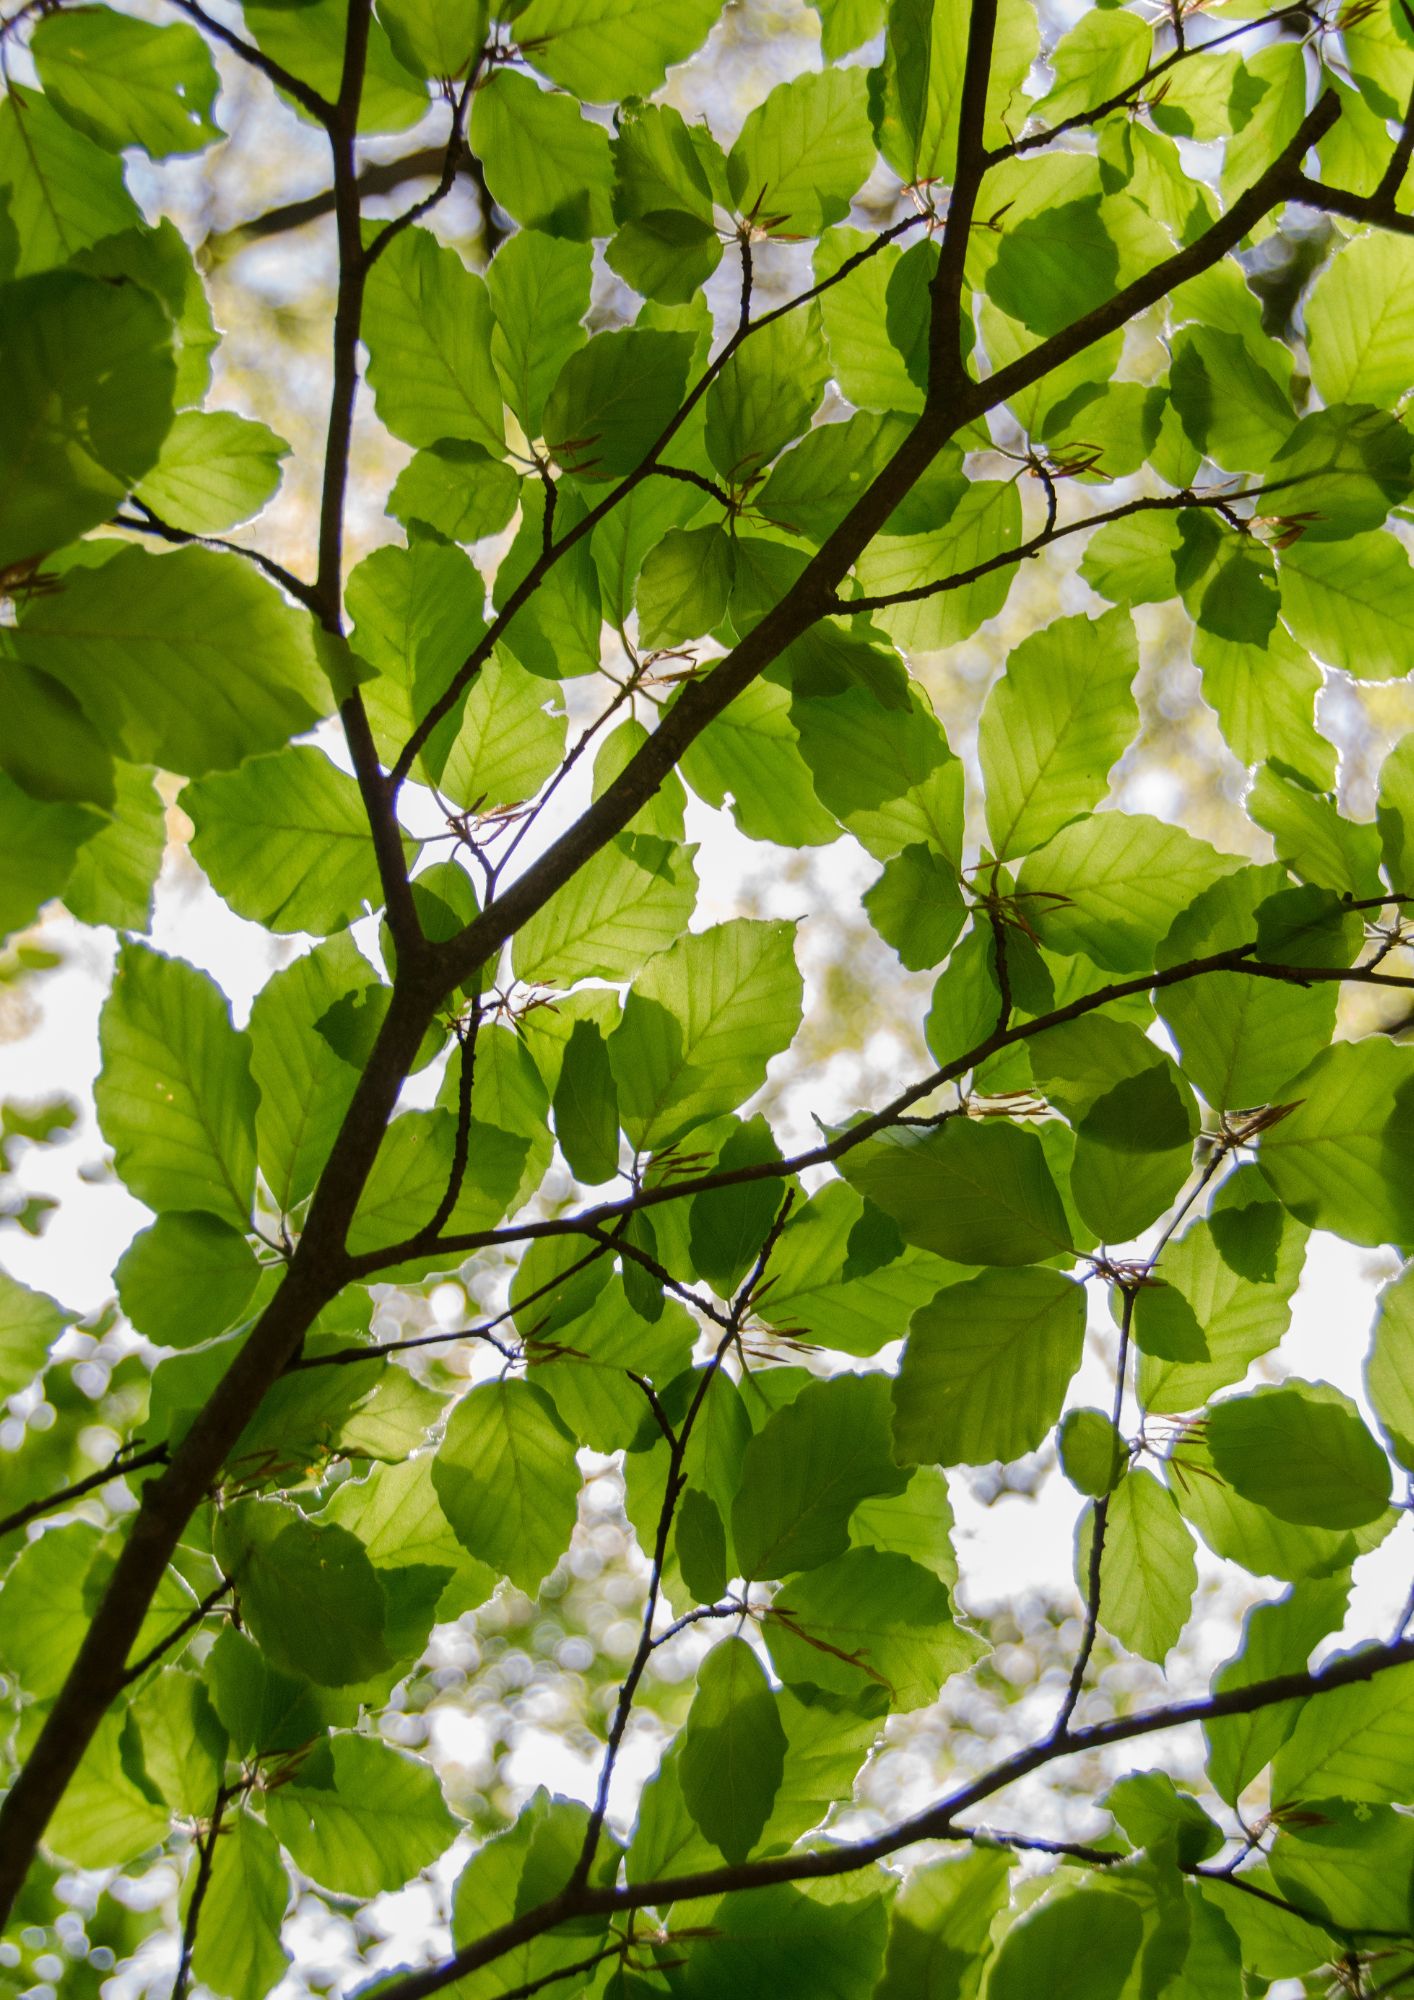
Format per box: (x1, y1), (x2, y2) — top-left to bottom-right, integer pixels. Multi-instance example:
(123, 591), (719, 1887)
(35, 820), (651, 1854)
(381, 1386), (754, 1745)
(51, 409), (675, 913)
(0, 65), (1357, 1925)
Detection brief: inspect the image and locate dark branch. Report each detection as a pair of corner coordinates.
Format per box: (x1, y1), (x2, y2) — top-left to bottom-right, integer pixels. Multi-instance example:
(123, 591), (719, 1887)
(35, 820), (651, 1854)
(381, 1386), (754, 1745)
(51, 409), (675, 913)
(369, 1633), (1414, 2000)
(163, 0), (334, 124)
(112, 507), (321, 613)
(0, 1443), (168, 1542)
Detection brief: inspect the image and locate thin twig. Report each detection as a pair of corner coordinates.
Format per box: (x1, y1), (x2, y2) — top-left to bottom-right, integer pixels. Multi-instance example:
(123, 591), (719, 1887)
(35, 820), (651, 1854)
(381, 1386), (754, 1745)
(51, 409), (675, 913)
(373, 929), (1414, 1272)
(123, 1579), (231, 1685)
(172, 1783), (236, 2000)
(568, 1194), (794, 1895)
(363, 58), (483, 271)
(162, 0), (334, 123)
(112, 508), (321, 612)
(0, 1443), (168, 1541)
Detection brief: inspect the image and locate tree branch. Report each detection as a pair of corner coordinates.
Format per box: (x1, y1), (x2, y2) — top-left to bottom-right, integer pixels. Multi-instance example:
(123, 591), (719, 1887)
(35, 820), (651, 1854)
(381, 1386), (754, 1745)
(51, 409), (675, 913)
(927, 0), (999, 403)
(0, 1442), (168, 1542)
(112, 506), (321, 612)
(163, 0), (334, 124)
(369, 1633), (1414, 2000)
(568, 1196), (793, 1895)
(377, 934), (1414, 1271)
(363, 60), (484, 272)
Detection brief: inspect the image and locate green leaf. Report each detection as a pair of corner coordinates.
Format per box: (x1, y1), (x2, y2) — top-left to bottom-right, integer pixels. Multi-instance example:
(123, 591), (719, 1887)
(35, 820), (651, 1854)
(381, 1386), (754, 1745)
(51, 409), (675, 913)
(0, 1521), (99, 1696)
(988, 198), (1123, 338)
(378, 0), (488, 78)
(17, 547), (329, 777)
(987, 1891), (1141, 2000)
(511, 833), (697, 986)
(607, 101), (723, 301)
(1306, 229), (1414, 408)
(679, 679), (841, 848)
(32, 7), (221, 157)
(207, 1628), (346, 1760)
(511, 0), (724, 100)
(188, 1811), (291, 2000)
(43, 1706), (169, 1868)
(72, 215), (217, 405)
(551, 1018), (620, 1185)
(727, 68), (876, 236)
(678, 1636), (787, 1864)
(875, 1846), (1012, 2000)
(470, 68), (614, 240)
(1257, 1038), (1414, 1247)
(1170, 1428), (1392, 1583)
(1037, 6), (1151, 122)
(67, 760), (167, 933)
(133, 411), (287, 535)
(687, 1115), (783, 1294)
(814, 229), (926, 414)
(862, 842), (966, 971)
(432, 1380), (580, 1595)
(764, 1547), (983, 1711)
(1205, 1580), (1349, 1805)
(531, 1282), (694, 1452)
(437, 654), (565, 816)
(349, 1108), (529, 1259)
(1248, 765), (1382, 899)
(184, 746), (395, 936)
(1016, 812), (1242, 971)
(487, 230), (590, 437)
(1029, 1012), (1198, 1242)
(1196, 621), (1334, 788)
(0, 775), (103, 942)
(1136, 1168), (1308, 1414)
(756, 1182), (962, 1359)
(1170, 324), (1294, 472)
(1377, 729), (1414, 888)
(215, 1500), (392, 1686)
(389, 441), (519, 545)
(857, 481), (1023, 655)
(608, 917), (802, 1150)
(1079, 1470), (1197, 1664)
(265, 1735), (459, 1896)
(979, 608), (1139, 861)
(793, 683), (964, 862)
(363, 227), (504, 453)
(95, 941), (258, 1226)
(892, 1268), (1086, 1467)
(843, 1120), (1073, 1267)
(1269, 1798), (1414, 1934)
(1279, 530), (1414, 680)
(850, 1465), (957, 1586)
(678, 1881), (889, 2000)
(0, 269), (174, 569)
(1156, 867), (1344, 1111)
(1273, 1660), (1414, 1806)
(0, 1269), (73, 1399)
(116, 1210), (259, 1348)
(1206, 1382), (1391, 1530)
(243, 0), (430, 131)
(638, 523), (735, 647)
(247, 936), (369, 1213)
(0, 84), (141, 277)
(732, 1374), (909, 1582)
(545, 328), (693, 479)
(1368, 1265), (1414, 1471)
(870, 0), (1038, 185)
(1059, 1408), (1126, 1498)
(130, 1668), (226, 1820)
(0, 652), (113, 809)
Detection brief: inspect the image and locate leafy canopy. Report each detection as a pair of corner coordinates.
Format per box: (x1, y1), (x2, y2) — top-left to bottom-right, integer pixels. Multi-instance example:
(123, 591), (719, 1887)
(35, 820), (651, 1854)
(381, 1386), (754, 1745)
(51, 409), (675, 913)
(3, 1), (1414, 1997)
